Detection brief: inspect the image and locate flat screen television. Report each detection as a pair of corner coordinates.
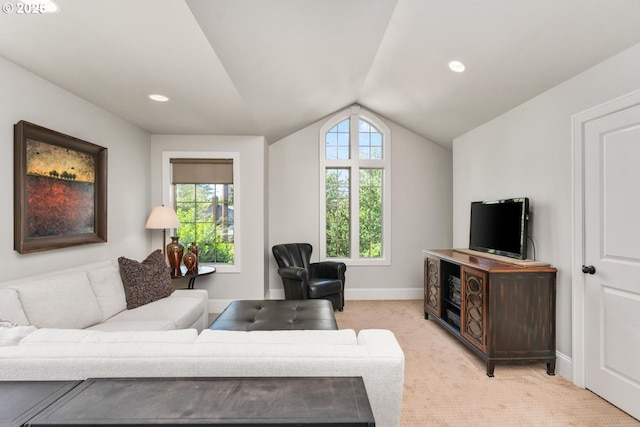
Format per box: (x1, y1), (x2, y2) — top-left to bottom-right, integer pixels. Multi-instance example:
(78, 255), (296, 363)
(469, 197), (529, 260)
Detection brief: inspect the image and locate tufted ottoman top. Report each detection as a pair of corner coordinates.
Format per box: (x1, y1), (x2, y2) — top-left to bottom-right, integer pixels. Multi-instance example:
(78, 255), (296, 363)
(208, 299), (338, 331)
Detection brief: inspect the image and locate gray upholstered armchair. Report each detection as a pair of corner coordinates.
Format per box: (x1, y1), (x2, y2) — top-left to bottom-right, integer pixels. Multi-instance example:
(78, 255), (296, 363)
(272, 243), (346, 311)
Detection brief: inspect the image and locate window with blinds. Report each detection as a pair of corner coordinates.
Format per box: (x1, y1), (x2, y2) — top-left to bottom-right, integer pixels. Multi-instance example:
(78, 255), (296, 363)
(171, 158), (234, 264)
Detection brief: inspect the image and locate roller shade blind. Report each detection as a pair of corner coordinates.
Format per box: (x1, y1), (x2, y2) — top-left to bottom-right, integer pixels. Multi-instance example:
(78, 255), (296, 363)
(170, 158), (233, 185)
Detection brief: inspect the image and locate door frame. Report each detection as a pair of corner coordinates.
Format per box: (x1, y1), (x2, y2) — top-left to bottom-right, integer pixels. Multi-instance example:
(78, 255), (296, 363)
(571, 89), (640, 388)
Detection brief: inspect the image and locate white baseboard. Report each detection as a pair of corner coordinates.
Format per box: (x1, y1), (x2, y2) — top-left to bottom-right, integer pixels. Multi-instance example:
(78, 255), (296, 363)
(209, 288), (423, 313)
(345, 288), (424, 300)
(267, 287), (424, 301)
(555, 350), (573, 383)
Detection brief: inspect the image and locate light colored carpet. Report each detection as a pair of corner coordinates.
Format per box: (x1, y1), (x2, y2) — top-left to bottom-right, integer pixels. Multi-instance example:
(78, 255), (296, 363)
(335, 300), (640, 427)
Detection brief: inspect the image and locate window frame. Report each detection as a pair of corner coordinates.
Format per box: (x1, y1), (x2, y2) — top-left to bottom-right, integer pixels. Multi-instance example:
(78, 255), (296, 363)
(161, 151), (241, 273)
(319, 106), (391, 266)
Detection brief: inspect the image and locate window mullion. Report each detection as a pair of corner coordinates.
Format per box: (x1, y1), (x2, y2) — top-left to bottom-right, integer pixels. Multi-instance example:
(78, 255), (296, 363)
(350, 167), (359, 260)
(349, 114), (360, 260)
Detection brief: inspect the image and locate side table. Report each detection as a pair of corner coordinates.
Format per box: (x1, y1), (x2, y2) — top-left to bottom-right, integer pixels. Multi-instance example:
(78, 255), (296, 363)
(171, 265), (215, 289)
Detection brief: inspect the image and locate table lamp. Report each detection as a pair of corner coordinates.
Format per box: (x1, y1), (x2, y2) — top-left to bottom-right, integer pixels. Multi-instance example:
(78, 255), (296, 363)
(145, 205), (180, 254)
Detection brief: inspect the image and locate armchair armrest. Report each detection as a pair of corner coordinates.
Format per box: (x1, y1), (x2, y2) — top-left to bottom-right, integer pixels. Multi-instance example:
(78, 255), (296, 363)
(277, 266), (310, 300)
(277, 266), (308, 281)
(310, 261), (347, 281)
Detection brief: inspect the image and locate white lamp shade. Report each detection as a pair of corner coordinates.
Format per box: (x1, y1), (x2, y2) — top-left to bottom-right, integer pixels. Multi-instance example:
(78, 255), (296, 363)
(145, 206), (180, 229)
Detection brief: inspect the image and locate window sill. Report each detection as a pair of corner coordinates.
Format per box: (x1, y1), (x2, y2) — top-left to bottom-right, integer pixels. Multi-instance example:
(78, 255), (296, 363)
(201, 263), (240, 274)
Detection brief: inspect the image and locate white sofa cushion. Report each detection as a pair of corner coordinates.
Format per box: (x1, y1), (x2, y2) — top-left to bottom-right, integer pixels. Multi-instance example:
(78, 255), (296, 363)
(0, 288), (30, 326)
(14, 272), (102, 329)
(0, 326), (37, 346)
(105, 294), (205, 330)
(87, 320), (176, 331)
(195, 329), (358, 345)
(87, 264), (127, 321)
(19, 328), (198, 345)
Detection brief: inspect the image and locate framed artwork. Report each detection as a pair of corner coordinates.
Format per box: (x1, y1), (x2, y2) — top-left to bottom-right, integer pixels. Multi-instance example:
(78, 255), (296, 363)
(14, 121), (107, 254)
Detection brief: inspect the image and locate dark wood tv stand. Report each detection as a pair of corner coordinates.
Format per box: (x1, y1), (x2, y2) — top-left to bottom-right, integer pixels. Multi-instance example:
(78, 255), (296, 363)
(423, 249), (557, 377)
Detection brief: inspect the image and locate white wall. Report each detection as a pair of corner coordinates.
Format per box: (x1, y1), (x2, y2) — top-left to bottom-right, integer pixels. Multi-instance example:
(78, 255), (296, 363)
(149, 135), (267, 313)
(453, 42), (640, 378)
(0, 57), (150, 281)
(269, 108), (453, 299)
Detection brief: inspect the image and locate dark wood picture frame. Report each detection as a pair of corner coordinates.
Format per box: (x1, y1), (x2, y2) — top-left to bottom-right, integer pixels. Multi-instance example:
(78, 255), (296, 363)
(14, 121), (107, 254)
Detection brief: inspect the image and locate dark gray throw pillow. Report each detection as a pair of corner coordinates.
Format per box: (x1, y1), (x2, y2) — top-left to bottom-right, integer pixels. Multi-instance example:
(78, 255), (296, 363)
(118, 250), (174, 310)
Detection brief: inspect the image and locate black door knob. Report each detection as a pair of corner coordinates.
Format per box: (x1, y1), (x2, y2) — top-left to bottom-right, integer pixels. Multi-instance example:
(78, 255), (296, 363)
(582, 265), (596, 274)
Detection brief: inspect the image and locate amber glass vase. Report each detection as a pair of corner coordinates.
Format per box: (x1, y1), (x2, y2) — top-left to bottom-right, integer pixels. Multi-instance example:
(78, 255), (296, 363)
(183, 251), (197, 274)
(166, 236), (184, 276)
(188, 242), (199, 270)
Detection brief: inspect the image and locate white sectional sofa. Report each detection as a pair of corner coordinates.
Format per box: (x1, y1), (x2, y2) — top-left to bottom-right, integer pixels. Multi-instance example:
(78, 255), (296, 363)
(0, 260), (208, 331)
(0, 260), (405, 427)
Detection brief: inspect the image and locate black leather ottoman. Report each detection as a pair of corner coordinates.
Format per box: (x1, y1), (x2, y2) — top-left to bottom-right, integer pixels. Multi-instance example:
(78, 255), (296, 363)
(209, 299), (338, 331)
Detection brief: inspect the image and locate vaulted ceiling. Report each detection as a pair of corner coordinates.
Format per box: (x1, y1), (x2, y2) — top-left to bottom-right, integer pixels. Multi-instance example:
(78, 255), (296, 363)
(2, 0), (640, 148)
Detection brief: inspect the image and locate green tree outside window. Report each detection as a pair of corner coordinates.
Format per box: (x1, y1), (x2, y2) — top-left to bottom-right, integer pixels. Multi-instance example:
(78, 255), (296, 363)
(175, 183), (234, 264)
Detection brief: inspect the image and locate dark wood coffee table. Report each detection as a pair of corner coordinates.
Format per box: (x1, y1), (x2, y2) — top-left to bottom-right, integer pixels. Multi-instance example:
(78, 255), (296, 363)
(26, 377), (375, 426)
(0, 381), (79, 427)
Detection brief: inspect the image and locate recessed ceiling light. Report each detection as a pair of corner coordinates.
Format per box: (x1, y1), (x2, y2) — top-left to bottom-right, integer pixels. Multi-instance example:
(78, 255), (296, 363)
(448, 60), (466, 73)
(149, 94), (169, 102)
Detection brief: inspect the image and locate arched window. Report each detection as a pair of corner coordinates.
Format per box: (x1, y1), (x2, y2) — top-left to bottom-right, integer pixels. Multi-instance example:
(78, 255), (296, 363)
(319, 106), (391, 265)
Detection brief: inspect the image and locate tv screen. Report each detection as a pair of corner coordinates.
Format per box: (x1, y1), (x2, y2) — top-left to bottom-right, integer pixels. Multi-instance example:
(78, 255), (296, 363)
(469, 197), (529, 260)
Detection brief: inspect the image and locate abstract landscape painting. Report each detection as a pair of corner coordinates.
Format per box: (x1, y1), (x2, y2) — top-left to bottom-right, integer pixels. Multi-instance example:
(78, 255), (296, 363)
(26, 139), (96, 238)
(14, 121), (107, 253)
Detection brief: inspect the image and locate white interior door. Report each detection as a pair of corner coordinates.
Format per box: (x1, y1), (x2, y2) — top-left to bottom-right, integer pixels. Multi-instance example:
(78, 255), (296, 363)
(583, 102), (640, 420)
